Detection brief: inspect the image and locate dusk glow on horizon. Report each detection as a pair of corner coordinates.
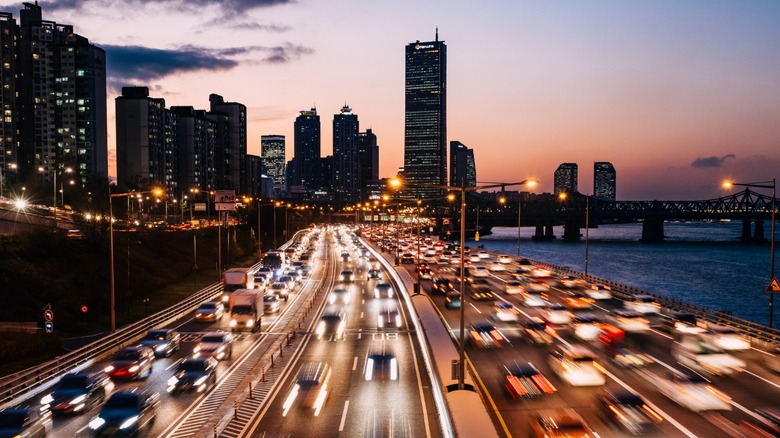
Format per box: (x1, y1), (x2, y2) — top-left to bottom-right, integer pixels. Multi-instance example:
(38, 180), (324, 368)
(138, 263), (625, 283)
(5, 0), (779, 200)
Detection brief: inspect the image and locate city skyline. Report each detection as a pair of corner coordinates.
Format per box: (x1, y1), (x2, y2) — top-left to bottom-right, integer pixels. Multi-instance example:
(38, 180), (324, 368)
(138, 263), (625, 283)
(2, 1), (779, 200)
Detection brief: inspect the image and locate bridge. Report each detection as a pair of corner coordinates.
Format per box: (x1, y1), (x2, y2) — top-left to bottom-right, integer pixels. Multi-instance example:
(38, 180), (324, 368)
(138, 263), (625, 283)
(475, 188), (778, 242)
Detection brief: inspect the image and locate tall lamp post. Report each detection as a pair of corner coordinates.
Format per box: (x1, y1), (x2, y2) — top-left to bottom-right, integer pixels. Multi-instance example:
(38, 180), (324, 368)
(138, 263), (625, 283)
(498, 183), (538, 258)
(723, 179), (776, 327)
(39, 166), (72, 224)
(109, 186), (163, 332)
(390, 177), (537, 391)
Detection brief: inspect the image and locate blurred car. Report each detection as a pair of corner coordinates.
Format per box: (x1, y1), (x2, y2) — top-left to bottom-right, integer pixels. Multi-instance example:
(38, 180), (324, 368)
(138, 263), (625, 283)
(367, 268), (382, 280)
(598, 324), (654, 368)
(522, 290), (548, 308)
(548, 345), (605, 386)
(468, 321), (503, 348)
(278, 275), (296, 290)
(400, 253), (415, 264)
(432, 276), (455, 294)
(194, 301), (224, 322)
(377, 303), (402, 329)
(477, 250), (490, 259)
(282, 362), (332, 417)
(469, 254), (481, 263)
(522, 317), (555, 345)
(503, 362), (556, 399)
(624, 294), (661, 314)
(586, 284), (612, 300)
(263, 294), (281, 313)
(544, 303), (572, 325)
(445, 290), (461, 309)
(373, 282), (393, 299)
(492, 301), (520, 323)
(503, 280), (523, 295)
(417, 266), (432, 279)
(498, 255), (512, 264)
(0, 406), (52, 437)
(572, 313), (602, 341)
(608, 309), (650, 333)
(661, 311), (704, 336)
(364, 342), (399, 381)
(193, 332), (233, 361)
(316, 305), (347, 341)
(527, 280), (550, 293)
(598, 388), (663, 435)
(559, 275), (584, 289)
(167, 357), (218, 394)
(469, 266), (490, 278)
(654, 369), (732, 412)
(529, 408), (595, 438)
(672, 334), (745, 377)
(469, 286), (493, 301)
(139, 328), (181, 358)
(488, 262), (506, 272)
(88, 390), (159, 436)
(530, 267), (552, 278)
(700, 325), (750, 351)
(330, 286), (352, 304)
(41, 372), (113, 415)
(338, 270), (355, 282)
(287, 271), (303, 285)
(562, 291), (594, 310)
(104, 346), (154, 380)
(269, 281), (290, 301)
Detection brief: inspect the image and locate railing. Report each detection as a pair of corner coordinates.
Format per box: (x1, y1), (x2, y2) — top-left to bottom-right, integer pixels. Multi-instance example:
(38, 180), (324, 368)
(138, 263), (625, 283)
(531, 259), (780, 347)
(0, 282), (224, 410)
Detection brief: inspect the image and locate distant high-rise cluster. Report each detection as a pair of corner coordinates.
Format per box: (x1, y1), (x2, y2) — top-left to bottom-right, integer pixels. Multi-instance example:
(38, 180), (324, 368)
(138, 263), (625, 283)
(594, 161), (616, 200)
(450, 141), (476, 188)
(554, 163), (578, 195)
(260, 135), (286, 195)
(115, 87), (247, 196)
(403, 33), (447, 198)
(0, 3), (107, 192)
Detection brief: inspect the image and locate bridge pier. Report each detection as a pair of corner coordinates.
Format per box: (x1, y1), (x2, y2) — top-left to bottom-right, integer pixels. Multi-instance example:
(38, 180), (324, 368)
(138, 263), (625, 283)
(640, 219), (665, 242)
(532, 221), (556, 241)
(562, 221), (582, 241)
(753, 219), (765, 241)
(741, 219), (752, 241)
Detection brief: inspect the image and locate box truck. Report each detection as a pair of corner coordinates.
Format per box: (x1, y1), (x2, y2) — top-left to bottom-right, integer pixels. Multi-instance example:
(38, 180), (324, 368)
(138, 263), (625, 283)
(228, 289), (264, 333)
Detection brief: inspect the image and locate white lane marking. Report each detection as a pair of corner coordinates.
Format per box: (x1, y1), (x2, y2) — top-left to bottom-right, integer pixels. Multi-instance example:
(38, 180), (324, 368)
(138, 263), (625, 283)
(469, 303), (482, 313)
(339, 400), (350, 431)
(360, 311), (364, 319)
(166, 357), (184, 371)
(352, 356), (358, 371)
(743, 369), (780, 390)
(602, 368), (699, 438)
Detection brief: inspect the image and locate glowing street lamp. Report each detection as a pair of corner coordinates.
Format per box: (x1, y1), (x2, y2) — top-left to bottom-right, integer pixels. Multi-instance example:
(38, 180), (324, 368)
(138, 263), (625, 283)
(499, 180), (537, 258)
(723, 179), (776, 327)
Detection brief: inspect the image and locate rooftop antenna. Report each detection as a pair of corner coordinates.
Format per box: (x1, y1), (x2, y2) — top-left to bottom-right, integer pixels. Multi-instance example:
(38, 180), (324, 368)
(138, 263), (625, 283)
(435, 27), (438, 41)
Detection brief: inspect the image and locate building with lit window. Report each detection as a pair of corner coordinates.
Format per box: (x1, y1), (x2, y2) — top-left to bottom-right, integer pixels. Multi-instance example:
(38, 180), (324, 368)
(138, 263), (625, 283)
(554, 163), (578, 195)
(358, 128), (379, 201)
(290, 107), (320, 195)
(594, 161), (616, 200)
(261, 135), (286, 194)
(449, 141), (476, 188)
(333, 105), (360, 203)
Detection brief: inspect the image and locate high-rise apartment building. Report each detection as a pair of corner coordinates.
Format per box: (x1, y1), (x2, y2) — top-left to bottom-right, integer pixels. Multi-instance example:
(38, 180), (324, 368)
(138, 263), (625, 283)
(449, 141), (476, 188)
(333, 105), (360, 203)
(403, 32), (447, 198)
(115, 87), (177, 193)
(594, 161), (616, 200)
(170, 106), (217, 194)
(13, 3), (107, 188)
(291, 107), (320, 194)
(358, 128), (379, 201)
(0, 12), (18, 190)
(261, 135), (286, 192)
(554, 163), (578, 195)
(209, 94), (246, 194)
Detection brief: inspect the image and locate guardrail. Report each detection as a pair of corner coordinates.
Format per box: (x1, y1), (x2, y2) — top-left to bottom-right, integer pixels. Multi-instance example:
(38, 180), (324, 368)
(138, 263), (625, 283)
(0, 282), (224, 410)
(528, 258), (780, 347)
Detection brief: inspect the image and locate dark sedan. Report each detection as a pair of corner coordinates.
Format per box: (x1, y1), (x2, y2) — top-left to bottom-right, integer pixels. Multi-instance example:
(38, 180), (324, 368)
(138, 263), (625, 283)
(40, 372), (114, 415)
(104, 346), (154, 380)
(167, 357), (218, 394)
(88, 391), (159, 436)
(139, 328), (181, 358)
(598, 388), (663, 435)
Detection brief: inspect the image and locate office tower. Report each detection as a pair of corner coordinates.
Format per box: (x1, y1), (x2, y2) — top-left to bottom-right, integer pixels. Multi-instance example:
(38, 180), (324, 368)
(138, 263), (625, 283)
(594, 161), (616, 200)
(0, 12), (17, 191)
(291, 107), (320, 194)
(170, 106), (217, 194)
(449, 141), (476, 188)
(261, 135), (286, 193)
(115, 87), (178, 193)
(358, 128), (379, 201)
(333, 105), (360, 203)
(246, 154), (271, 199)
(403, 32), (447, 198)
(554, 163), (578, 195)
(15, 3), (107, 187)
(209, 94), (247, 194)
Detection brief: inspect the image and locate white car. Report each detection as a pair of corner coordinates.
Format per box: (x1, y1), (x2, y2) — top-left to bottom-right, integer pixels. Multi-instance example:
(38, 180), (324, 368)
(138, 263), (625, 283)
(653, 370), (732, 412)
(548, 345), (605, 386)
(572, 313), (602, 341)
(672, 335), (746, 377)
(469, 266), (489, 278)
(477, 250), (490, 259)
(624, 295), (661, 314)
(488, 262), (505, 272)
(544, 304), (572, 325)
(329, 287), (351, 305)
(523, 291), (548, 308)
(469, 255), (481, 263)
(700, 325), (751, 351)
(491, 302), (520, 323)
(193, 332), (233, 361)
(498, 255), (512, 264)
(504, 280), (523, 295)
(609, 309), (650, 332)
(585, 284), (612, 300)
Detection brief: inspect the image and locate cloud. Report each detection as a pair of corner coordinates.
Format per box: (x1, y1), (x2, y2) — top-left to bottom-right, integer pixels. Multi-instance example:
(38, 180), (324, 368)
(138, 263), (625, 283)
(104, 43), (313, 89)
(40, 0), (294, 14)
(690, 154), (736, 168)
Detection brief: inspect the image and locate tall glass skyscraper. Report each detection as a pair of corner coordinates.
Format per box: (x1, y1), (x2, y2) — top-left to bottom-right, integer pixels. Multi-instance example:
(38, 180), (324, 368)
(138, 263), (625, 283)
(403, 32), (447, 198)
(261, 135), (286, 192)
(449, 141), (476, 188)
(291, 107), (320, 193)
(333, 105), (360, 203)
(554, 163), (578, 195)
(594, 161), (617, 200)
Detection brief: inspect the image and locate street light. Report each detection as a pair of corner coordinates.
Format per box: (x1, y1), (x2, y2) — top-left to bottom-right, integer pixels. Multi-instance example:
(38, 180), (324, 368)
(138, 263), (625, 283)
(389, 176), (536, 391)
(723, 179), (776, 327)
(498, 181), (538, 258)
(109, 186), (163, 332)
(38, 166), (72, 224)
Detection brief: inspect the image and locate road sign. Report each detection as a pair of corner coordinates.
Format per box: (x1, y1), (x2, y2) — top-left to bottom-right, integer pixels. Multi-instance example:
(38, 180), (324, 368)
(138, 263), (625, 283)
(767, 276), (780, 293)
(44, 309), (54, 322)
(214, 190), (235, 203)
(44, 321), (53, 333)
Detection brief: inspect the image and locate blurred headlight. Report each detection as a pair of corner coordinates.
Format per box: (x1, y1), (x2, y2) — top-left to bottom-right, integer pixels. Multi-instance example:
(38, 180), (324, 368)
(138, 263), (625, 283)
(88, 416), (106, 430)
(129, 365), (139, 373)
(120, 415), (139, 429)
(70, 394), (86, 405)
(40, 394), (53, 405)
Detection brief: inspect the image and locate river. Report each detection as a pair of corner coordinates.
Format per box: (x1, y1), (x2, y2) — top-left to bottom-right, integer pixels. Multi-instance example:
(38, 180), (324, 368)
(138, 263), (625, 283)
(466, 221), (777, 325)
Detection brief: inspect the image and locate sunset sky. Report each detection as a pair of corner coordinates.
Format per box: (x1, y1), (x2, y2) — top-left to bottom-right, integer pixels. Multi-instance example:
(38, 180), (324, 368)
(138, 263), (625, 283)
(3, 0), (779, 200)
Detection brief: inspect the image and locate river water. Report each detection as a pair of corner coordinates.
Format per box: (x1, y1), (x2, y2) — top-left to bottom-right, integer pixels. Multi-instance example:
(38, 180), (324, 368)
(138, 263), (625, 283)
(466, 221), (777, 325)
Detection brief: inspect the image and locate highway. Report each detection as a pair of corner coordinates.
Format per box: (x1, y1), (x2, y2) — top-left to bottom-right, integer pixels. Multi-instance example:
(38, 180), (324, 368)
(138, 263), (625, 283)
(374, 225), (780, 438)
